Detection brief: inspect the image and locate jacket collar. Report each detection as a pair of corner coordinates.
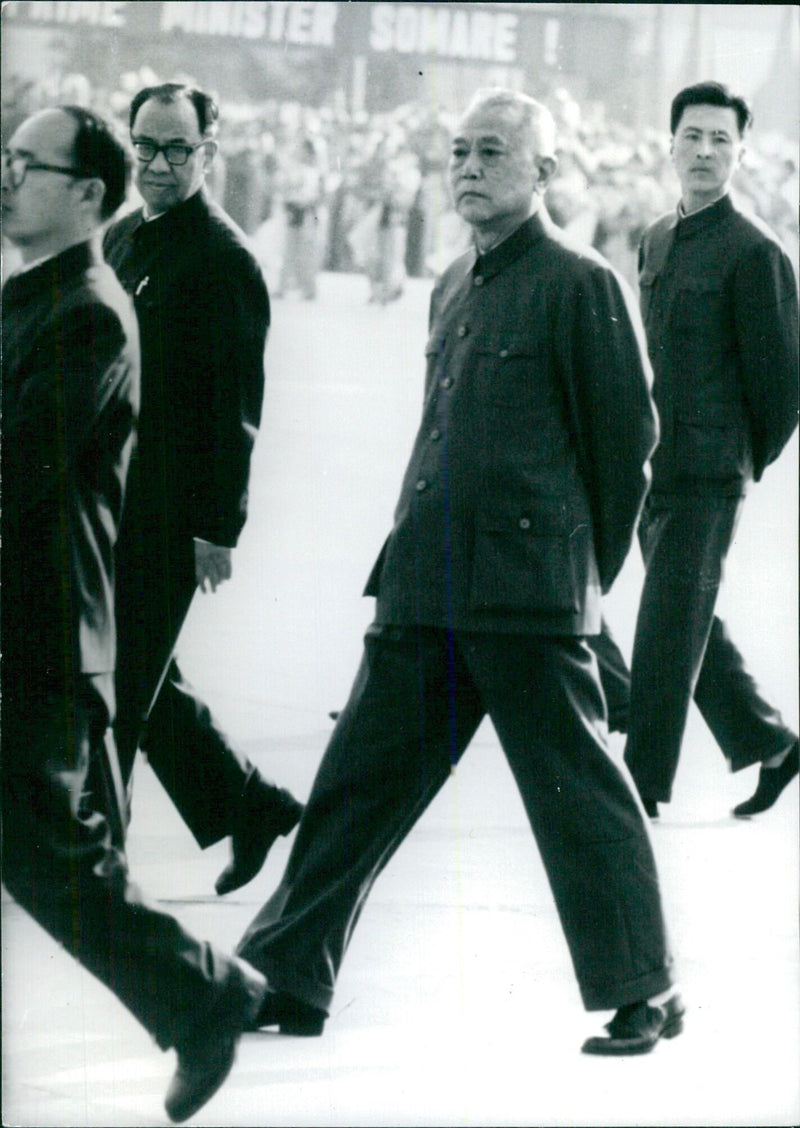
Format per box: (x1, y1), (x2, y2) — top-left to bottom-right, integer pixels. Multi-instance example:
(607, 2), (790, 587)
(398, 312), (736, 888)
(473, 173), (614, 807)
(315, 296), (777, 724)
(130, 187), (210, 244)
(472, 209), (550, 282)
(2, 239), (96, 302)
(674, 192), (735, 240)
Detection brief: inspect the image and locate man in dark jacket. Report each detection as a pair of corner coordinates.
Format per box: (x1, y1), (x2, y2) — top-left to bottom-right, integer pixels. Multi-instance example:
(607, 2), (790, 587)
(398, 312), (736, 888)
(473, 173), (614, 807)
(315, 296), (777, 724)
(613, 83), (799, 819)
(1, 105), (266, 1123)
(103, 84), (302, 894)
(236, 89), (681, 1056)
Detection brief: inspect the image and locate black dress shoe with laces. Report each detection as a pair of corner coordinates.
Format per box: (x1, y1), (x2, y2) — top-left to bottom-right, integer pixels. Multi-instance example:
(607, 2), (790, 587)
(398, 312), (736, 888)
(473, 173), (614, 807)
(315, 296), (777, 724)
(249, 988), (326, 1036)
(732, 741), (799, 817)
(165, 957), (266, 1123)
(581, 992), (684, 1056)
(216, 784), (303, 896)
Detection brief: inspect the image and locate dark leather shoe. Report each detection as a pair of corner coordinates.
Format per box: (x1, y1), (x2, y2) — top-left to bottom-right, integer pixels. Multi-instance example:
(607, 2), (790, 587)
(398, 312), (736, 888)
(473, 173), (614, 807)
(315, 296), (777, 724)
(165, 957), (266, 1123)
(732, 741), (799, 817)
(216, 788), (303, 896)
(581, 992), (684, 1055)
(248, 988), (326, 1036)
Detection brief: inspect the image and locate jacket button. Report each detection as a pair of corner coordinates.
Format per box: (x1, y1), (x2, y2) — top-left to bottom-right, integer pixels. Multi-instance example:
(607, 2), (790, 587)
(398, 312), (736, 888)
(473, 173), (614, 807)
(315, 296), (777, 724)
(499, 348), (510, 358)
(518, 517), (531, 530)
(473, 275), (484, 287)
(430, 427), (441, 441)
(457, 325), (468, 337)
(416, 478), (428, 492)
(440, 376), (453, 389)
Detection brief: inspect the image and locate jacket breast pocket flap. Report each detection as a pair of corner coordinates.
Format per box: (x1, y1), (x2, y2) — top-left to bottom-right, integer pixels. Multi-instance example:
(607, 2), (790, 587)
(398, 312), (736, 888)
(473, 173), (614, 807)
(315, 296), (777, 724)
(679, 276), (724, 293)
(675, 275), (725, 332)
(475, 332), (536, 360)
(475, 333), (542, 409)
(470, 502), (580, 612)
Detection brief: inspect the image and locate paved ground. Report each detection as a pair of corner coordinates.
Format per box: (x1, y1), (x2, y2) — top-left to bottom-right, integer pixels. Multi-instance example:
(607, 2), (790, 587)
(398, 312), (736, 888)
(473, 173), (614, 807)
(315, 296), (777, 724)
(3, 271), (798, 1127)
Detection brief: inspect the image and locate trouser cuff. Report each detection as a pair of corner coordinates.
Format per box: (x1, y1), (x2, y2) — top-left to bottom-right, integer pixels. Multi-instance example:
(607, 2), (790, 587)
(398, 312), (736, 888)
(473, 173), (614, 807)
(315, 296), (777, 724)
(729, 734), (797, 773)
(580, 964), (674, 1012)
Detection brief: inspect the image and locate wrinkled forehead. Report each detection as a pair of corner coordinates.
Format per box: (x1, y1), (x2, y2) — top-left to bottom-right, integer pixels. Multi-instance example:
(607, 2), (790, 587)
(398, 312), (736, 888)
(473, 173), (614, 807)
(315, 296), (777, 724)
(454, 103), (532, 151)
(9, 109), (77, 163)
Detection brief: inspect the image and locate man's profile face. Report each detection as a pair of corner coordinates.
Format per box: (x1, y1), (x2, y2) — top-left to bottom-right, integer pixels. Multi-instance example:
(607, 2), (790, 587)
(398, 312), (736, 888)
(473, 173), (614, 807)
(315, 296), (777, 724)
(131, 95), (213, 214)
(1, 110), (81, 257)
(448, 103), (537, 234)
(671, 104), (743, 208)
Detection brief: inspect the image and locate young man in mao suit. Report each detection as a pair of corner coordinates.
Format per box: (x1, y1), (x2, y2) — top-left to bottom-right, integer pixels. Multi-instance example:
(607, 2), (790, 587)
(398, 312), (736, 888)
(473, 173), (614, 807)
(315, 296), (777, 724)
(597, 82), (799, 820)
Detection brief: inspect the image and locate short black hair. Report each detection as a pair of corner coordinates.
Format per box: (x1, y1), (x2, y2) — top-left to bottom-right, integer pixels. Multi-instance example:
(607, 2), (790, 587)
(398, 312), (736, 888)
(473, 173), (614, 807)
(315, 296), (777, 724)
(670, 82), (752, 137)
(129, 83), (219, 138)
(61, 105), (130, 220)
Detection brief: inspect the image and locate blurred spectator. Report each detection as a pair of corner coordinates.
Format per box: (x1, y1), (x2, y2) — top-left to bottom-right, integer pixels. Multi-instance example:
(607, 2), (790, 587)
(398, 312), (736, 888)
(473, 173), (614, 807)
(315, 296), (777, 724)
(274, 135), (325, 300)
(348, 132), (421, 304)
(223, 121), (277, 235)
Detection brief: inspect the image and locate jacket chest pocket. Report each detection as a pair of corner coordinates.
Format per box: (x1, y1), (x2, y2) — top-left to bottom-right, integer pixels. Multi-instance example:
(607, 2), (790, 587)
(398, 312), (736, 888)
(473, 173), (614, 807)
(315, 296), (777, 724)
(472, 335), (565, 469)
(474, 334), (547, 408)
(673, 276), (727, 338)
(135, 261), (198, 320)
(133, 270), (170, 318)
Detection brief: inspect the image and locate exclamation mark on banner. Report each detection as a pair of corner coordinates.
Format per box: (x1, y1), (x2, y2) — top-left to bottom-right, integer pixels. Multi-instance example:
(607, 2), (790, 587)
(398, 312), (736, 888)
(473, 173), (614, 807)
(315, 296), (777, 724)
(544, 18), (560, 66)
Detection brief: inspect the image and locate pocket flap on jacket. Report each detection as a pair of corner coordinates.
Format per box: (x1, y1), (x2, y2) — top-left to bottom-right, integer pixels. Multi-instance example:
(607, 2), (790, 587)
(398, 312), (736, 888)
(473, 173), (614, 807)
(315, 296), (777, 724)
(470, 525), (580, 613)
(677, 276), (724, 294)
(474, 332), (536, 358)
(477, 496), (569, 535)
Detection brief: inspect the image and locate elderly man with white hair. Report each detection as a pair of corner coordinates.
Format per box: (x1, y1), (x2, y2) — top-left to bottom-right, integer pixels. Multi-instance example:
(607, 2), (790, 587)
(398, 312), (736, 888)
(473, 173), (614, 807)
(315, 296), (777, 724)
(236, 88), (681, 1056)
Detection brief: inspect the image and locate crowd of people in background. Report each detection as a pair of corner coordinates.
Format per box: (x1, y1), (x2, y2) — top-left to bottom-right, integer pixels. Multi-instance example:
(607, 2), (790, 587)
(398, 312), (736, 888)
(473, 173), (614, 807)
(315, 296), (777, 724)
(3, 68), (799, 298)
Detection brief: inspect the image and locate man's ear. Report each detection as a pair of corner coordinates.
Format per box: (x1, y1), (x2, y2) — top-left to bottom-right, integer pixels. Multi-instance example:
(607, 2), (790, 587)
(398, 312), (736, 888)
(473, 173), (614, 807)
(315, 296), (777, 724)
(201, 139), (219, 172)
(77, 176), (106, 215)
(535, 155), (558, 193)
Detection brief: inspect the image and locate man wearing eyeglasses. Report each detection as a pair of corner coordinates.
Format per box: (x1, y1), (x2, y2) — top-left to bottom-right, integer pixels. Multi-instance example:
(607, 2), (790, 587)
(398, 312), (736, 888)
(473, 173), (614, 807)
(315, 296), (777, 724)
(2, 105), (268, 1123)
(102, 83), (302, 893)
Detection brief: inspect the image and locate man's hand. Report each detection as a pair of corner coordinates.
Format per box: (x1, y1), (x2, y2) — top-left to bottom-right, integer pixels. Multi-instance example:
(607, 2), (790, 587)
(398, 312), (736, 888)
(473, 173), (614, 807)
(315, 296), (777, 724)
(194, 538), (232, 593)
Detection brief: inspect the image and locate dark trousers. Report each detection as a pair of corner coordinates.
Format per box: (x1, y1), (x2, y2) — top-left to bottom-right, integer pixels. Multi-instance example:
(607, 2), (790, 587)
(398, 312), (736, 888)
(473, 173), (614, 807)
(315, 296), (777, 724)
(589, 620), (631, 733)
(237, 625), (672, 1013)
(1, 673), (245, 1050)
(113, 521), (275, 847)
(620, 493), (796, 802)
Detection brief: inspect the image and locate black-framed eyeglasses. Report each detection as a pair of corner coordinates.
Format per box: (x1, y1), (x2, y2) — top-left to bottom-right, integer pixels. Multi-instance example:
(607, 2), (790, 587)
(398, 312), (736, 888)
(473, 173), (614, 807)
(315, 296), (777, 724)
(2, 151), (83, 190)
(131, 139), (209, 166)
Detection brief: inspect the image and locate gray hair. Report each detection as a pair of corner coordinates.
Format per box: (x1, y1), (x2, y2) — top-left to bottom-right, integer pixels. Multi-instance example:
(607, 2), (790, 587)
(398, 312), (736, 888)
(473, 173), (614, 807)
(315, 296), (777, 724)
(464, 88), (557, 160)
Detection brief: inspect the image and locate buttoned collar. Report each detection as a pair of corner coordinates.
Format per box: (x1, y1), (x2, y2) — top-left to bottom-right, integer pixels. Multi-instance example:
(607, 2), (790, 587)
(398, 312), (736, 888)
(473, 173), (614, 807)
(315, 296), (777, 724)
(673, 192), (735, 239)
(472, 209), (550, 283)
(2, 239), (96, 301)
(129, 187), (210, 244)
